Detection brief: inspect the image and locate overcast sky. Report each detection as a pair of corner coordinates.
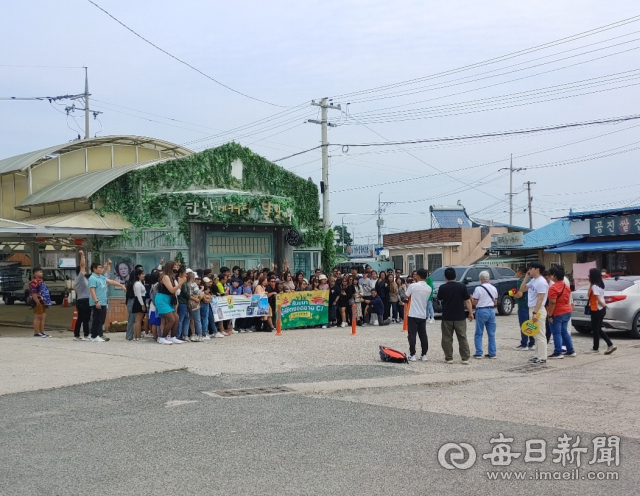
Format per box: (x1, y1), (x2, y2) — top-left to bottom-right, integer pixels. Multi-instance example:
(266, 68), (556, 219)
(1, 0), (638, 241)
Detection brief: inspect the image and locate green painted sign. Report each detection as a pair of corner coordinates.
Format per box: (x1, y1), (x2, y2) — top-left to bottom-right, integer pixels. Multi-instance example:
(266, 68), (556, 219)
(276, 290), (329, 329)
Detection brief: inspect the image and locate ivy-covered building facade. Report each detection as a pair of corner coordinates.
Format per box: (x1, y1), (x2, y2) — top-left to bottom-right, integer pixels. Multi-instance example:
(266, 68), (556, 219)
(0, 136), (328, 283)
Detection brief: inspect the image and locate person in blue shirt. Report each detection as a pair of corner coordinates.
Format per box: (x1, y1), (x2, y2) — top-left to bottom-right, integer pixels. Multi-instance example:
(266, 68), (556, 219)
(368, 289), (390, 326)
(89, 261), (125, 342)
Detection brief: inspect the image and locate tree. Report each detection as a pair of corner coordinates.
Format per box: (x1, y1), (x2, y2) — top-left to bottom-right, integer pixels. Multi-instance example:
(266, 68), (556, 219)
(333, 225), (353, 246)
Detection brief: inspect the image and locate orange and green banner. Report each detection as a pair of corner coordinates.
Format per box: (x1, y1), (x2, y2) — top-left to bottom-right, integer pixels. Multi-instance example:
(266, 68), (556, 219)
(276, 290), (329, 329)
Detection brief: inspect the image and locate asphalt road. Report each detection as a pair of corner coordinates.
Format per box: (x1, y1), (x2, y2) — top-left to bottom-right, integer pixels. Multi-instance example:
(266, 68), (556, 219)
(1, 369), (638, 496)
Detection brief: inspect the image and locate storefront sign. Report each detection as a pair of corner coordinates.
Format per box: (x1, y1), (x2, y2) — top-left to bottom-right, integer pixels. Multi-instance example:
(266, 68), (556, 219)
(276, 290), (329, 329)
(491, 232), (524, 247)
(58, 258), (77, 268)
(348, 244), (375, 257)
(211, 294), (269, 322)
(185, 199), (294, 223)
(590, 215), (640, 236)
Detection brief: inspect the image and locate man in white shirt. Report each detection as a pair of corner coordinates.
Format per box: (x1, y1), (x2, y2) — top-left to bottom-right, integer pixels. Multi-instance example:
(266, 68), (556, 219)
(519, 262), (549, 364)
(405, 268), (432, 362)
(472, 271), (499, 359)
(360, 271), (374, 324)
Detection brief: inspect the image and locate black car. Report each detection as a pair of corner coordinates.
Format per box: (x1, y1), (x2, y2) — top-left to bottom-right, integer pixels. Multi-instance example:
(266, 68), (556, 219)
(430, 265), (519, 316)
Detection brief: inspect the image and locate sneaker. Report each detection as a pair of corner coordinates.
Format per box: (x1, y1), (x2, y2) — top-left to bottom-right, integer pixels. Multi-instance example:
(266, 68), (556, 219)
(408, 355), (416, 362)
(373, 321), (379, 326)
(548, 353), (564, 359)
(528, 346), (535, 351)
(565, 351), (577, 357)
(529, 357), (538, 362)
(101, 336), (110, 341)
(421, 355), (428, 361)
(34, 332), (48, 338)
(169, 337), (184, 344)
(514, 345), (528, 351)
(158, 337), (172, 345)
(587, 349), (600, 354)
(203, 334), (211, 340)
(484, 355), (497, 359)
(73, 336), (83, 341)
(82, 336), (91, 341)
(445, 359), (453, 364)
(91, 336), (105, 342)
(473, 355), (483, 359)
(244, 328), (253, 333)
(222, 330), (231, 336)
(321, 325), (327, 329)
(533, 358), (546, 364)
(213, 332), (225, 338)
(461, 360), (469, 365)
(340, 322), (347, 328)
(190, 336), (198, 342)
(604, 345), (617, 355)
(230, 329), (238, 334)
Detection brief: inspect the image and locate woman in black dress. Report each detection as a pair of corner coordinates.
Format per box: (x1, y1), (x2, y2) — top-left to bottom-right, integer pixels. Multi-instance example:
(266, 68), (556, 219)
(338, 277), (355, 328)
(376, 271), (391, 320)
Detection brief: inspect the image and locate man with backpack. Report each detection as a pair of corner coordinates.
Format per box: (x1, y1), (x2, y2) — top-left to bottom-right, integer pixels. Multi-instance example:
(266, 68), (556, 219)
(472, 271), (499, 359)
(405, 268), (431, 362)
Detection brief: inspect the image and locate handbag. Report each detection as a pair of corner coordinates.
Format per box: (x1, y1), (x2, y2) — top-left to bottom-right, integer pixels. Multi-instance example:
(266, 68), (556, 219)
(188, 299), (200, 311)
(584, 287), (592, 315)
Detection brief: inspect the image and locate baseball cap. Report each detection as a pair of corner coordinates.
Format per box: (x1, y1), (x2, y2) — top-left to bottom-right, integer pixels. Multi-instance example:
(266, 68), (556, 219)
(319, 274), (327, 280)
(186, 268), (193, 274)
(202, 277), (211, 283)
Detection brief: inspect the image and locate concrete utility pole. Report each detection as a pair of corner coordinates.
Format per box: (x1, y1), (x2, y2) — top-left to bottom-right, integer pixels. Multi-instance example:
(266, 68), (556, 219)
(376, 192), (396, 245)
(526, 181), (536, 229)
(309, 98), (341, 230)
(500, 154), (525, 225)
(84, 67), (90, 139)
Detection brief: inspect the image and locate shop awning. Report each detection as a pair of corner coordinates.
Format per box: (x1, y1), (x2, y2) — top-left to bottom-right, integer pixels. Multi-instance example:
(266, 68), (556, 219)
(546, 239), (640, 253)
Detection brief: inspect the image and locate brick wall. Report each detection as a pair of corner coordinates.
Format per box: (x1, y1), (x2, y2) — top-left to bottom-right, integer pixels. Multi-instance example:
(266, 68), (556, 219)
(384, 228), (462, 247)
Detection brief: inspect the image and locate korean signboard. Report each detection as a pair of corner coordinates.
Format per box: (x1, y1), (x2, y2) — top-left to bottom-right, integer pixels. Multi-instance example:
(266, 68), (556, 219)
(491, 232), (524, 247)
(590, 215), (640, 237)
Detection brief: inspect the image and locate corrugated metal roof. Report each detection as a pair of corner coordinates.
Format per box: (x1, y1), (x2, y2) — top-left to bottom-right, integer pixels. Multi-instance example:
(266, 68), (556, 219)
(431, 209), (472, 228)
(547, 239), (640, 253)
(17, 158), (170, 208)
(567, 205), (640, 219)
(0, 135), (191, 176)
(494, 218), (584, 250)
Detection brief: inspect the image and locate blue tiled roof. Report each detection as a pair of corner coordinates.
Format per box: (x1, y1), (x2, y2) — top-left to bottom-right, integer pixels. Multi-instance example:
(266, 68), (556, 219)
(568, 205), (640, 219)
(497, 219), (584, 250)
(431, 209), (472, 228)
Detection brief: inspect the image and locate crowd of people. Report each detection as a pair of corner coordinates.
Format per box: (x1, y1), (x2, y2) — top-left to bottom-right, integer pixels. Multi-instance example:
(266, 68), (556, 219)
(25, 254), (618, 361)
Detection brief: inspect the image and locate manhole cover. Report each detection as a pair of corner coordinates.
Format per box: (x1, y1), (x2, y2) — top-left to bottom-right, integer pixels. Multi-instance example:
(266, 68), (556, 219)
(504, 364), (548, 374)
(213, 386), (294, 398)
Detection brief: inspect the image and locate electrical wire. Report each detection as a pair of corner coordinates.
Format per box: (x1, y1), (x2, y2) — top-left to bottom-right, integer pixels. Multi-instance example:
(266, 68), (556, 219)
(332, 15), (640, 99)
(85, 0), (286, 108)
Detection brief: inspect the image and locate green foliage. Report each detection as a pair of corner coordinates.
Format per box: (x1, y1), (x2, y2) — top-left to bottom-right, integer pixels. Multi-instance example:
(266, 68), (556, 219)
(91, 142), (321, 244)
(322, 229), (336, 271)
(333, 225), (353, 246)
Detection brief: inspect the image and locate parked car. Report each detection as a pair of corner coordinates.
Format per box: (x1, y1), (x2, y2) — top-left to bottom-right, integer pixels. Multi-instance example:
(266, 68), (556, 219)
(1, 266), (68, 305)
(430, 265), (519, 316)
(571, 276), (640, 339)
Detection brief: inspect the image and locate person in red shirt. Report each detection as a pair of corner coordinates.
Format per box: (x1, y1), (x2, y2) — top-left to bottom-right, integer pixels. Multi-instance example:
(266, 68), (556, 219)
(546, 268), (575, 359)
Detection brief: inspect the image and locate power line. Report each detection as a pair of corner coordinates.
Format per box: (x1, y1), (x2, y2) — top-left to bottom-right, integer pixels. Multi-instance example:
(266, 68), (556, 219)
(85, 0), (286, 108)
(331, 15), (640, 99)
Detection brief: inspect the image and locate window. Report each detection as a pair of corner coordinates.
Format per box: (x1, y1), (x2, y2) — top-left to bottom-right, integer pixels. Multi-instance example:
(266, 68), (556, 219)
(463, 268), (479, 282)
(392, 256), (403, 272)
(495, 267), (516, 277)
(415, 254), (424, 270)
(407, 254), (415, 274)
(209, 235), (270, 255)
(427, 253), (443, 272)
(293, 252), (311, 279)
(312, 252), (319, 271)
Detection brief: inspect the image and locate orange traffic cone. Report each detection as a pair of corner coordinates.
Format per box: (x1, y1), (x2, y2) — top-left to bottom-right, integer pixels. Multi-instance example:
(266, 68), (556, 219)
(276, 307), (283, 336)
(63, 295), (70, 307)
(351, 303), (358, 336)
(70, 308), (78, 331)
(402, 299), (410, 333)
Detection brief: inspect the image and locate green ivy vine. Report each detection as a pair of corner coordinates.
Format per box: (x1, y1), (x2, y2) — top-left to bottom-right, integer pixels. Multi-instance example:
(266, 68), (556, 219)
(91, 142), (328, 251)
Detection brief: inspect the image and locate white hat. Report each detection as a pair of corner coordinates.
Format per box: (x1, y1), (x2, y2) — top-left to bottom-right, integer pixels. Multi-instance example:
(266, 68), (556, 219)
(319, 274), (328, 280)
(186, 268), (193, 274)
(202, 277), (211, 283)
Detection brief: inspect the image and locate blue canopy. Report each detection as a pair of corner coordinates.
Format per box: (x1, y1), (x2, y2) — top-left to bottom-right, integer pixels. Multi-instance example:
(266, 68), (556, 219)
(546, 239), (640, 253)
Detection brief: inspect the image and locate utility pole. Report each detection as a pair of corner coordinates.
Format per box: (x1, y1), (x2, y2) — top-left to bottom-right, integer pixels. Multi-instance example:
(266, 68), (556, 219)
(376, 192), (395, 246)
(309, 98), (341, 230)
(84, 67), (90, 139)
(500, 154), (525, 225)
(526, 181), (536, 229)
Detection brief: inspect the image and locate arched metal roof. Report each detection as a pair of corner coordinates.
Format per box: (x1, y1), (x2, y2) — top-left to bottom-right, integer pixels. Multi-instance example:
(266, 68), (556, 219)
(16, 157), (171, 209)
(0, 135), (191, 176)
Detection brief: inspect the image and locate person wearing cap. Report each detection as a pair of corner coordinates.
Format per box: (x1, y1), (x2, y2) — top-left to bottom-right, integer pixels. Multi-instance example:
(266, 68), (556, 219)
(318, 274), (329, 290)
